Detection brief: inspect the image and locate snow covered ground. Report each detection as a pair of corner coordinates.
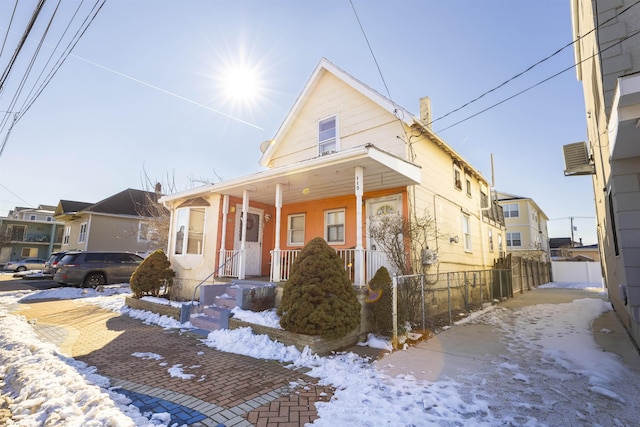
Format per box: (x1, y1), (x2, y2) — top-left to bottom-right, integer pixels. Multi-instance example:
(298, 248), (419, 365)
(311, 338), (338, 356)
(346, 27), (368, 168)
(0, 281), (638, 426)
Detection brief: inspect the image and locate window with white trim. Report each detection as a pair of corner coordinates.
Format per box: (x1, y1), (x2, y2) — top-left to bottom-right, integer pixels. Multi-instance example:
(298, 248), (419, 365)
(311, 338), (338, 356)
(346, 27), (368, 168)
(506, 232), (522, 247)
(174, 207), (205, 255)
(46, 216), (52, 222)
(465, 173), (472, 197)
(318, 116), (337, 154)
(503, 204), (519, 218)
(488, 228), (494, 252)
(63, 226), (70, 244)
(287, 214), (305, 246)
(462, 214), (472, 251)
(498, 234), (504, 252)
(138, 222), (150, 242)
(78, 223), (87, 243)
(453, 164), (462, 190)
(325, 209), (345, 244)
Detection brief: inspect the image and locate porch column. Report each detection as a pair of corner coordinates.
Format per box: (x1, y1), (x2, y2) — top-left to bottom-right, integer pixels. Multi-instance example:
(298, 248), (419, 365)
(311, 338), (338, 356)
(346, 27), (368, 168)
(239, 190), (249, 280)
(272, 183), (283, 282)
(219, 194), (229, 272)
(355, 166), (365, 287)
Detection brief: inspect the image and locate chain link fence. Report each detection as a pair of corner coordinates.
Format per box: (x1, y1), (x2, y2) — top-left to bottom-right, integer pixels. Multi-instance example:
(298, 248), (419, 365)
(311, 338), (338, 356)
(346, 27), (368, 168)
(387, 269), (512, 349)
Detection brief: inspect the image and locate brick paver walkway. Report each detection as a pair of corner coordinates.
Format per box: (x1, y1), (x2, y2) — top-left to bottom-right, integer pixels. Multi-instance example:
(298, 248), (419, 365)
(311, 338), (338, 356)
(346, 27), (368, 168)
(13, 299), (334, 426)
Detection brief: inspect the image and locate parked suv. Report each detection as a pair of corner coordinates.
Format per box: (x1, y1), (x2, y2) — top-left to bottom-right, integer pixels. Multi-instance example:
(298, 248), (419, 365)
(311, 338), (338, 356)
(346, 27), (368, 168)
(53, 251), (144, 288)
(43, 251), (66, 275)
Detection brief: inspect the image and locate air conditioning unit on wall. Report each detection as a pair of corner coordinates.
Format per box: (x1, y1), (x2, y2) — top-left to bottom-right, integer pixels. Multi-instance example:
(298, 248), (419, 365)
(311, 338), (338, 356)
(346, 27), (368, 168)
(563, 141), (595, 176)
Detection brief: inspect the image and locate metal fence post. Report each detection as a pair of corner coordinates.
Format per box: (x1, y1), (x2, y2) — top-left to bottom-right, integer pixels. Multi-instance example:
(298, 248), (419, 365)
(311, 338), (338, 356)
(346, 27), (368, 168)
(420, 275), (425, 333)
(392, 275), (398, 350)
(447, 272), (452, 325)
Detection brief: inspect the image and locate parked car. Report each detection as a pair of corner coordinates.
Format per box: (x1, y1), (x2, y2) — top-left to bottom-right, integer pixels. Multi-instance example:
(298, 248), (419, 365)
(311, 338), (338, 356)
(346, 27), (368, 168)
(43, 251), (67, 275)
(4, 258), (47, 272)
(53, 251), (144, 288)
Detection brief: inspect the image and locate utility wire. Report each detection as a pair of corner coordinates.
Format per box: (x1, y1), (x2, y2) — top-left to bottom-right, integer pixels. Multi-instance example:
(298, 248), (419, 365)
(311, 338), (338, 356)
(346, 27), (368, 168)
(435, 27), (640, 134)
(429, 0), (640, 127)
(0, 0), (46, 93)
(0, 1), (19, 65)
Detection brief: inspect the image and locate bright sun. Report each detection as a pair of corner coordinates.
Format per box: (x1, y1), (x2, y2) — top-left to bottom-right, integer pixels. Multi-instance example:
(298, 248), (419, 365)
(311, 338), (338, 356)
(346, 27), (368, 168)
(221, 64), (261, 104)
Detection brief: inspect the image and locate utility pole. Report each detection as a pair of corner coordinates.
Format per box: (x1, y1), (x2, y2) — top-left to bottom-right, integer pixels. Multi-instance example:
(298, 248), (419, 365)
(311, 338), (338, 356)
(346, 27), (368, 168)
(570, 216), (575, 246)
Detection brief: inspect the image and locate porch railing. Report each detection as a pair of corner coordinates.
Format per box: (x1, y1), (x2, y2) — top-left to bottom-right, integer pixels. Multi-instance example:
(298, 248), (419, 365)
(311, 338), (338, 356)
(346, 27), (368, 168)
(219, 249), (241, 277)
(270, 248), (392, 284)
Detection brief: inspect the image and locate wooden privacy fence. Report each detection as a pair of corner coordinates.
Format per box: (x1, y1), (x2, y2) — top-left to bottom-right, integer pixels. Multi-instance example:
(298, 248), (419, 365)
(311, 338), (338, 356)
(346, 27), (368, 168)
(494, 254), (550, 294)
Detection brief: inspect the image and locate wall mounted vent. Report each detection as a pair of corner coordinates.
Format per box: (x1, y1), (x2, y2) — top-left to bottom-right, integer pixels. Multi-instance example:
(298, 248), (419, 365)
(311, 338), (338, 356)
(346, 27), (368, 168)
(563, 141), (595, 176)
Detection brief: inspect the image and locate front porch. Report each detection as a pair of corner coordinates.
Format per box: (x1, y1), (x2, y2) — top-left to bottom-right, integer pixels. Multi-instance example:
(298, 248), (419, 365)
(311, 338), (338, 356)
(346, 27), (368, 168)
(218, 248), (392, 284)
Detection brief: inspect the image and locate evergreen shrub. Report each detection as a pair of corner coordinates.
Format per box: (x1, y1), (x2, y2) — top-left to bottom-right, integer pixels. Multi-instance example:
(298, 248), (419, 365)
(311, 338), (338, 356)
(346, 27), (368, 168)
(130, 249), (175, 298)
(277, 237), (361, 339)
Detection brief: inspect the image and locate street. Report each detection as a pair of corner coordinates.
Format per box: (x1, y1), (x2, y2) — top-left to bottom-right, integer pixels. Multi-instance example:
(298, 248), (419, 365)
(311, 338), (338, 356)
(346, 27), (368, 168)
(0, 273), (62, 292)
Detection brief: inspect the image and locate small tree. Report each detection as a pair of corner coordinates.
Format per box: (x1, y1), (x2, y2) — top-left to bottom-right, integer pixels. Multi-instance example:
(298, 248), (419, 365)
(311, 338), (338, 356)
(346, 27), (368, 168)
(130, 250), (175, 298)
(367, 266), (394, 336)
(368, 210), (439, 276)
(277, 237), (361, 339)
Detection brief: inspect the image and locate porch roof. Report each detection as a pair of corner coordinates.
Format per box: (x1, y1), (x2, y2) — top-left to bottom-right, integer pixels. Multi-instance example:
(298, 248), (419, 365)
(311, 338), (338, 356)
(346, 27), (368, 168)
(161, 144), (422, 205)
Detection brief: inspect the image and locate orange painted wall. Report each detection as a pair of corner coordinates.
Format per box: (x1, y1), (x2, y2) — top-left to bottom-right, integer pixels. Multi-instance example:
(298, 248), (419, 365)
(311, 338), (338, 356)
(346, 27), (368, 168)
(215, 188), (407, 277)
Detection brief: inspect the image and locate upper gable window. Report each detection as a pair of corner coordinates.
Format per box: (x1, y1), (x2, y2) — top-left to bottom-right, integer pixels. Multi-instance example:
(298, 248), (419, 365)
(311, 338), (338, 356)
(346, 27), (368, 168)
(318, 116), (338, 155)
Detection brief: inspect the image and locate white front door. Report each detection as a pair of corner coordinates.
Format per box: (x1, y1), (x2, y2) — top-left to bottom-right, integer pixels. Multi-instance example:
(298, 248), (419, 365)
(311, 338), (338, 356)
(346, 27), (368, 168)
(366, 195), (403, 277)
(235, 206), (263, 276)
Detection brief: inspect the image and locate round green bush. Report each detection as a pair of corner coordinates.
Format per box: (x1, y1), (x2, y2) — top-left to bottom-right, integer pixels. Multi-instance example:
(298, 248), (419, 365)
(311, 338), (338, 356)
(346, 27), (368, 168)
(130, 250), (175, 298)
(277, 237), (361, 339)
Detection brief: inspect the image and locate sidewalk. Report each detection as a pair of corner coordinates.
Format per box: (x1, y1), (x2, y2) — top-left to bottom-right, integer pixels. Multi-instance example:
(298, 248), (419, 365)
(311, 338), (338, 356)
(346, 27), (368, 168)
(377, 287), (640, 382)
(13, 299), (333, 427)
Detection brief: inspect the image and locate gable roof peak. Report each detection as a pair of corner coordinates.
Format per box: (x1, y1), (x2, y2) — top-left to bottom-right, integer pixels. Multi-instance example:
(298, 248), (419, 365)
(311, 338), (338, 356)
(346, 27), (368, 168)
(259, 58), (415, 167)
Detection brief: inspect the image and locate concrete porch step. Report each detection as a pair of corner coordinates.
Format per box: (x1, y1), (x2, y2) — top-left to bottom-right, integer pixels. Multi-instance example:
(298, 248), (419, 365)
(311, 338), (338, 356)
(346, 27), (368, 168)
(189, 315), (227, 332)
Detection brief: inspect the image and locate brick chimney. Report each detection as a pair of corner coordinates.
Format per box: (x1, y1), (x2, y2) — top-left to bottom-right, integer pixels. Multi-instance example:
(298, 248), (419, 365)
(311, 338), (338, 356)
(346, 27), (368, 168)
(420, 96), (431, 130)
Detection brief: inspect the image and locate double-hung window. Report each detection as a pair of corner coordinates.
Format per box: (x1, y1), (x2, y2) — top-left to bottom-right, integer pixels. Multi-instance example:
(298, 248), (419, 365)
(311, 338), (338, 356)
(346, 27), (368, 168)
(288, 214), (305, 246)
(318, 116), (337, 155)
(78, 223), (87, 243)
(175, 207), (205, 255)
(462, 214), (472, 251)
(504, 204), (519, 218)
(488, 228), (494, 252)
(506, 232), (521, 247)
(453, 164), (462, 190)
(138, 222), (150, 242)
(63, 226), (70, 244)
(325, 209), (345, 244)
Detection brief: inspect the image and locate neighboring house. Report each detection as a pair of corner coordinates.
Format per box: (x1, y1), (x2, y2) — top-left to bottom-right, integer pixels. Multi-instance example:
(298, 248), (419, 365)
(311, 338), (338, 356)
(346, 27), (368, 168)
(549, 237), (600, 262)
(0, 204), (64, 265)
(496, 192), (550, 261)
(160, 58), (506, 300)
(570, 0), (640, 347)
(54, 188), (164, 254)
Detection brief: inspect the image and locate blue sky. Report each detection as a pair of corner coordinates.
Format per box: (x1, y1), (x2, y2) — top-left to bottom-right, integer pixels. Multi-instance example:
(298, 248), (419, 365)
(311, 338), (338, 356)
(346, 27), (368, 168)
(0, 0), (597, 244)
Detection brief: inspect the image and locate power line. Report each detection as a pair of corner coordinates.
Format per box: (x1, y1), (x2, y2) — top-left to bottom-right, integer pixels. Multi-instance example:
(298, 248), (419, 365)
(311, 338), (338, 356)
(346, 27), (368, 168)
(429, 0), (640, 128)
(434, 26), (640, 134)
